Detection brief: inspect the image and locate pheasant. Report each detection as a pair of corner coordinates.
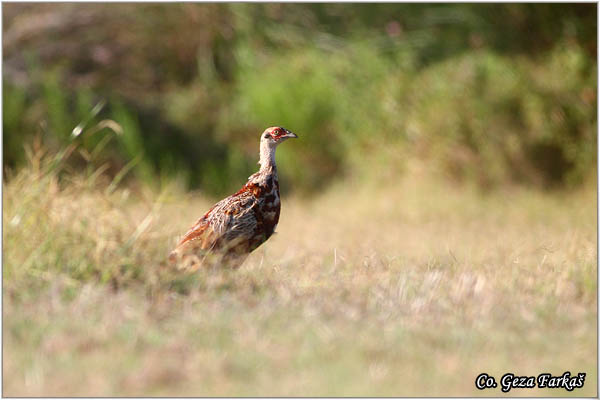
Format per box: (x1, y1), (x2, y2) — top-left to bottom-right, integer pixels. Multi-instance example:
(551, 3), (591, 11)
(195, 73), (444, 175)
(169, 126), (298, 270)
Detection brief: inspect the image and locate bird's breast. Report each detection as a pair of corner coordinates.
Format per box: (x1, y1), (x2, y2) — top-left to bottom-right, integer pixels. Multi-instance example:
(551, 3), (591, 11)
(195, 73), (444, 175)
(259, 177), (280, 238)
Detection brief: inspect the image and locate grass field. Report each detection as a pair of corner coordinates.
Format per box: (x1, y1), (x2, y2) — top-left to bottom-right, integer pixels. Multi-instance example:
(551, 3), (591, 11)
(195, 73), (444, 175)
(3, 157), (597, 396)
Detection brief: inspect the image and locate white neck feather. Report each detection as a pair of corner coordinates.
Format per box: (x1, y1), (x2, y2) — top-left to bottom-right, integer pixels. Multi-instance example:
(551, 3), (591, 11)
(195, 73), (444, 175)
(259, 140), (277, 172)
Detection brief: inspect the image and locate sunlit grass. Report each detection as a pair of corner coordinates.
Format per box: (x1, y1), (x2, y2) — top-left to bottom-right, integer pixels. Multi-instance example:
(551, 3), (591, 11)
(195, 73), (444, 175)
(3, 154), (596, 396)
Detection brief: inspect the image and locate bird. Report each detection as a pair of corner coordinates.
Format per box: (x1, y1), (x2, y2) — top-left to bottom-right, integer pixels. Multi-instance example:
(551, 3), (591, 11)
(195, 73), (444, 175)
(168, 126), (298, 271)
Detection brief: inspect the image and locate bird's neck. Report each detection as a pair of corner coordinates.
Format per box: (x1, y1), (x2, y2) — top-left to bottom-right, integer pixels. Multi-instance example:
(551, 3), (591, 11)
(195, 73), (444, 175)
(259, 141), (277, 173)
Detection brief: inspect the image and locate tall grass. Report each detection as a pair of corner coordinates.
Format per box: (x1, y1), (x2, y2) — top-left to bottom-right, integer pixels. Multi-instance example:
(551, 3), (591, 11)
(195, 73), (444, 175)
(3, 141), (596, 396)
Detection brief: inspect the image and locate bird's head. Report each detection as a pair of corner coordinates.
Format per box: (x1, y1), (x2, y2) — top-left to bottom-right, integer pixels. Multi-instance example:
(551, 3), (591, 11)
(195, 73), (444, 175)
(261, 126), (298, 147)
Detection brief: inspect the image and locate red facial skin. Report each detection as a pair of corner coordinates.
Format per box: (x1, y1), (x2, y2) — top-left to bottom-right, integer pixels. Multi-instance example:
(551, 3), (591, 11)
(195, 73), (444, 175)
(269, 127), (286, 140)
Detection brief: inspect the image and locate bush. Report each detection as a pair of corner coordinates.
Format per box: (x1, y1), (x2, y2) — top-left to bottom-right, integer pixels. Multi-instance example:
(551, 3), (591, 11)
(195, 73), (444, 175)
(3, 4), (596, 194)
(397, 43), (596, 189)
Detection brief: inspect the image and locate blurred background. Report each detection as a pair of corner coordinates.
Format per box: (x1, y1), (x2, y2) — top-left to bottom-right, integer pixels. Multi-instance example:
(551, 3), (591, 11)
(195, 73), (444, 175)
(3, 3), (597, 195)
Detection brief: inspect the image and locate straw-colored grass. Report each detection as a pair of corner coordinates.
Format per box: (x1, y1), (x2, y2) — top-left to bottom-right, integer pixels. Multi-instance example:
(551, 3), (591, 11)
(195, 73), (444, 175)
(3, 154), (596, 396)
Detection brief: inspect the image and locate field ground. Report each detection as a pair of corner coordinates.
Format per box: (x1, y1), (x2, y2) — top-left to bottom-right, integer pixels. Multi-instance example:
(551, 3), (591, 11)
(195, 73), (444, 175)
(3, 167), (597, 396)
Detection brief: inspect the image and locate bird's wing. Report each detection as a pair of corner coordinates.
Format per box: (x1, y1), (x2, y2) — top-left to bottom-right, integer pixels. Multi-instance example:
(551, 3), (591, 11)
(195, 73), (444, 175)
(175, 190), (260, 254)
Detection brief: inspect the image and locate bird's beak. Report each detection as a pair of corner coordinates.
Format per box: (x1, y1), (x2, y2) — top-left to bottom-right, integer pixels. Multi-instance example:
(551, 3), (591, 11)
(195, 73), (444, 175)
(284, 130), (298, 139)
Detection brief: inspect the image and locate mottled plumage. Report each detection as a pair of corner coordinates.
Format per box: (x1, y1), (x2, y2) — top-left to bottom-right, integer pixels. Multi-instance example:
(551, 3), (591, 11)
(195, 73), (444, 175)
(169, 126), (297, 270)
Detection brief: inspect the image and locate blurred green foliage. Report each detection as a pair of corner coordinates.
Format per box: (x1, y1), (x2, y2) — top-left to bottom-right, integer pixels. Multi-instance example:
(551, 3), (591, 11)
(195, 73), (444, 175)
(3, 3), (597, 194)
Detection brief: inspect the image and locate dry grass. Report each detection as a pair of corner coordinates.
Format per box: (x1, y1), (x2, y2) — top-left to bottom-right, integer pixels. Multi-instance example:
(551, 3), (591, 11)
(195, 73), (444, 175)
(3, 162), (597, 396)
